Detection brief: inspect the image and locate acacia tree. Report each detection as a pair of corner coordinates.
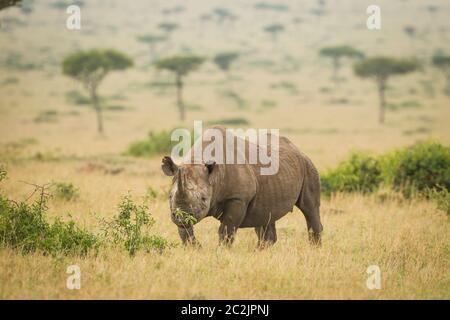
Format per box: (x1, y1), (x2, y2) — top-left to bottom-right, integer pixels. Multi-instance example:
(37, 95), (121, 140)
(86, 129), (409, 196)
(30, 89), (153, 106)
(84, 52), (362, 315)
(157, 22), (178, 50)
(403, 26), (416, 38)
(62, 49), (133, 134)
(354, 57), (419, 124)
(432, 54), (450, 93)
(213, 52), (239, 75)
(213, 7), (236, 24)
(158, 22), (178, 35)
(319, 45), (364, 80)
(264, 24), (284, 41)
(155, 55), (204, 121)
(137, 34), (167, 61)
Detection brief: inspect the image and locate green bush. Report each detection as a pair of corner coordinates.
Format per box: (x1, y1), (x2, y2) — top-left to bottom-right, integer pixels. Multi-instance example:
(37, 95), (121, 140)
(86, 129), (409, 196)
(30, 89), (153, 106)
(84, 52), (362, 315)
(100, 195), (172, 255)
(321, 141), (450, 198)
(126, 130), (174, 157)
(425, 186), (450, 215)
(34, 110), (59, 123)
(174, 207), (197, 226)
(126, 129), (195, 158)
(53, 182), (79, 201)
(65, 90), (91, 105)
(3, 53), (41, 71)
(0, 194), (99, 256)
(261, 100), (277, 108)
(205, 117), (249, 126)
(146, 186), (159, 199)
(0, 169), (170, 256)
(383, 140), (450, 197)
(321, 153), (382, 197)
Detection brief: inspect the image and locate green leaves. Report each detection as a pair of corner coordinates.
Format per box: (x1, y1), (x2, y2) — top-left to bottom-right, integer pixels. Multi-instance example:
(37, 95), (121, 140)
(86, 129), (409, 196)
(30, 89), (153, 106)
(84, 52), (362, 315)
(174, 207), (197, 226)
(319, 46), (364, 59)
(158, 22), (179, 33)
(264, 23), (284, 40)
(136, 34), (167, 44)
(52, 182), (79, 201)
(432, 54), (450, 68)
(425, 186), (450, 215)
(155, 55), (205, 76)
(354, 56), (419, 79)
(62, 49), (133, 133)
(264, 23), (284, 34)
(0, 192), (99, 256)
(100, 195), (172, 256)
(321, 153), (382, 197)
(62, 49), (133, 81)
(321, 141), (450, 198)
(386, 140), (450, 197)
(213, 52), (239, 72)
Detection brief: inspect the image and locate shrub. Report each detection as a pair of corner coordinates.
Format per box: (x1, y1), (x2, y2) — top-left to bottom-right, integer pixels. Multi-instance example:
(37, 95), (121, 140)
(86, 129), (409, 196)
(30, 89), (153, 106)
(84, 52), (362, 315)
(50, 0), (85, 10)
(270, 81), (299, 95)
(382, 140), (450, 197)
(126, 129), (195, 158)
(261, 100), (277, 108)
(321, 153), (382, 197)
(205, 117), (249, 126)
(0, 192), (98, 256)
(100, 195), (171, 255)
(321, 141), (450, 198)
(65, 90), (91, 105)
(425, 186), (450, 215)
(104, 104), (128, 112)
(174, 207), (197, 226)
(53, 182), (79, 201)
(34, 110), (59, 123)
(146, 186), (159, 199)
(1, 77), (19, 86)
(3, 53), (41, 71)
(126, 130), (174, 158)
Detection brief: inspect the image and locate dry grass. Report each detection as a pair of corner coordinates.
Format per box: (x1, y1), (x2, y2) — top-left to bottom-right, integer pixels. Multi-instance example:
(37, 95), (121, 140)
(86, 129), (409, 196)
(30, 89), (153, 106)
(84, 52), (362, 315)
(1, 0), (450, 299)
(0, 160), (449, 299)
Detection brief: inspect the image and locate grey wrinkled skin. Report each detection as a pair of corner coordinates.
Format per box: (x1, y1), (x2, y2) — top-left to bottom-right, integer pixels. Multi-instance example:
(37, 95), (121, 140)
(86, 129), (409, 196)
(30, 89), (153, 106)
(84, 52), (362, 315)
(161, 126), (323, 248)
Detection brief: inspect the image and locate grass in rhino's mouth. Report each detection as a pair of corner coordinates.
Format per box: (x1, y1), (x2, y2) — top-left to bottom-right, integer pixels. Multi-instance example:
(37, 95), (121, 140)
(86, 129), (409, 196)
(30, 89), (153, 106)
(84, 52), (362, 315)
(174, 208), (198, 226)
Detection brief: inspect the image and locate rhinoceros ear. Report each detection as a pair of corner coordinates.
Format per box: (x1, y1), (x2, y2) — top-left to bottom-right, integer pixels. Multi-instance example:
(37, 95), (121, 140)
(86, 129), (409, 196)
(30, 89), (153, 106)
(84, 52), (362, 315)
(162, 156), (178, 176)
(205, 160), (216, 175)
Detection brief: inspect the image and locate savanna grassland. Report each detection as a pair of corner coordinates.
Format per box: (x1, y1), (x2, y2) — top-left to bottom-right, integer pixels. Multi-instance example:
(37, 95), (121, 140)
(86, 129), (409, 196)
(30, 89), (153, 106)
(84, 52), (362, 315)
(1, 0), (450, 299)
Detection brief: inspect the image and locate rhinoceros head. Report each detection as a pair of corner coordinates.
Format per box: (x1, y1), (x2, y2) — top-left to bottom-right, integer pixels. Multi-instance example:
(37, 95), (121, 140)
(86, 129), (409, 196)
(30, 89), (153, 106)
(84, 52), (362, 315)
(161, 156), (215, 227)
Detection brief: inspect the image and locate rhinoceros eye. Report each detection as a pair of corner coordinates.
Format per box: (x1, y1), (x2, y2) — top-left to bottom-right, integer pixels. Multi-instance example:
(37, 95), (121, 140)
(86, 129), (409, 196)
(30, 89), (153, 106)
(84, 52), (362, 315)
(201, 196), (207, 203)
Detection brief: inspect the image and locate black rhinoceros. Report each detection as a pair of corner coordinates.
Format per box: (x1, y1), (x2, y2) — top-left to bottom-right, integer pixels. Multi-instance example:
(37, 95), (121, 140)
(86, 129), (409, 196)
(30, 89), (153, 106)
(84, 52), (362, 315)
(161, 126), (323, 247)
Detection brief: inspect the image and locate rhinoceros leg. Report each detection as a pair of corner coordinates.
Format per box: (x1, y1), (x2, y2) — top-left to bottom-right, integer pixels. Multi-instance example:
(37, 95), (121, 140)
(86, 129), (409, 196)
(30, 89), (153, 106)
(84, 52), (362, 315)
(255, 223), (277, 249)
(297, 197), (323, 245)
(218, 200), (246, 246)
(178, 226), (201, 247)
(297, 167), (323, 245)
(218, 224), (237, 246)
